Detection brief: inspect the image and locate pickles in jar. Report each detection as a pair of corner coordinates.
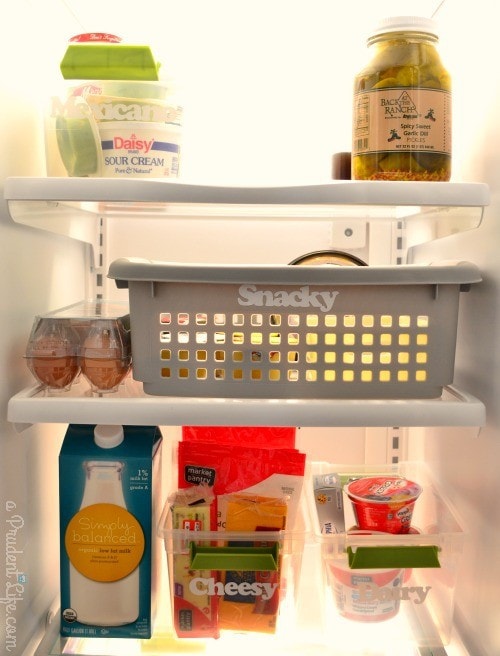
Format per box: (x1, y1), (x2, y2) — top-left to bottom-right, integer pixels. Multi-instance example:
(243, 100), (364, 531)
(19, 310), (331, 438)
(352, 16), (451, 181)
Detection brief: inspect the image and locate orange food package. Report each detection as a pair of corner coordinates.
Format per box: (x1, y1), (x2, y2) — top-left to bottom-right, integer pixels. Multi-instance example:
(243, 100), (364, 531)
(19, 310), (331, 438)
(175, 436), (305, 636)
(217, 494), (288, 634)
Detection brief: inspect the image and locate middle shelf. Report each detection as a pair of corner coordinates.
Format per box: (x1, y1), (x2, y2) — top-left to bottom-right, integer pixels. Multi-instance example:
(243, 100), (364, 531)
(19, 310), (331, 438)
(14, 257), (486, 431)
(8, 377), (485, 430)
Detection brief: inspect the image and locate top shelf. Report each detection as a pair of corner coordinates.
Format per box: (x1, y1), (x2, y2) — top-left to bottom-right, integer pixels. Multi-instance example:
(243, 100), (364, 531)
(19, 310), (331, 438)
(4, 178), (490, 215)
(4, 177), (491, 207)
(4, 178), (489, 256)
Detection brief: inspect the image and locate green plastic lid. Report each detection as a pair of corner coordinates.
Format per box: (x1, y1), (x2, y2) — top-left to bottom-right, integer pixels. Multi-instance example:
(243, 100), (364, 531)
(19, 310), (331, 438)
(60, 33), (161, 81)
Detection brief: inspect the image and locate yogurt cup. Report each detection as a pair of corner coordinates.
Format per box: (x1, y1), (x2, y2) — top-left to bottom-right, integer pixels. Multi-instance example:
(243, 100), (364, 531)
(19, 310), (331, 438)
(329, 560), (404, 622)
(329, 528), (405, 622)
(345, 476), (422, 534)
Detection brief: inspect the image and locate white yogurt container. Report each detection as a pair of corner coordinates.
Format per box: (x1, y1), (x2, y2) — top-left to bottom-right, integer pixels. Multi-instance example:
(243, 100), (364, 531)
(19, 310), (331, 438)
(328, 559), (405, 622)
(98, 121), (181, 178)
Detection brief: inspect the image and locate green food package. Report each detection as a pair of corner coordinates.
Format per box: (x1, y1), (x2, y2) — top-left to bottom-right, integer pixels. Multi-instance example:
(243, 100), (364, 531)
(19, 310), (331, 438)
(60, 34), (161, 81)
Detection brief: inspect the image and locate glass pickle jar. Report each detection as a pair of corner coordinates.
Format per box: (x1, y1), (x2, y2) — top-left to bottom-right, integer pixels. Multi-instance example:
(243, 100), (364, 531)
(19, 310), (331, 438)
(352, 16), (451, 181)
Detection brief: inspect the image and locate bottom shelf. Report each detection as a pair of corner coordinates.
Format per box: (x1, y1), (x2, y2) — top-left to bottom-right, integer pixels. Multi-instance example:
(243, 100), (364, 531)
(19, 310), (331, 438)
(35, 582), (463, 656)
(8, 377), (485, 430)
(36, 625), (454, 656)
(33, 459), (471, 656)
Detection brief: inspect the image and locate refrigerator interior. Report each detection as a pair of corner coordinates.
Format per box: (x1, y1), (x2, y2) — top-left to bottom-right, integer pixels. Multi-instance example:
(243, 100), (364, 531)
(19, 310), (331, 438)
(0, 1), (499, 655)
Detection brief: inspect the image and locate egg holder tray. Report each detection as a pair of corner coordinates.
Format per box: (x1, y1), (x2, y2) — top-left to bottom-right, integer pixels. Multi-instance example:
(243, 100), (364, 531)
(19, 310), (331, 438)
(24, 300), (131, 394)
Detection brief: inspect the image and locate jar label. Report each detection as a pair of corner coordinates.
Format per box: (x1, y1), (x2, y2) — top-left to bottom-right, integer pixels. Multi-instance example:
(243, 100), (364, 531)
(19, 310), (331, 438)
(65, 503), (145, 582)
(353, 87), (451, 156)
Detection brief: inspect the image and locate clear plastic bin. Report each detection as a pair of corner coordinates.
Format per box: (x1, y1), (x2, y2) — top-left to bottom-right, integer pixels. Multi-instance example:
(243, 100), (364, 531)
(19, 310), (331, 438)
(45, 80), (182, 178)
(307, 461), (467, 647)
(157, 493), (310, 639)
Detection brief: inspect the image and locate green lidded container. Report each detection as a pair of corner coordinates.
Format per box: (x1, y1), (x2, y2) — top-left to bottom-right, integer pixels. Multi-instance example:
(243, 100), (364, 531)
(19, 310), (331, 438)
(59, 32), (161, 81)
(46, 33), (182, 179)
(352, 16), (451, 181)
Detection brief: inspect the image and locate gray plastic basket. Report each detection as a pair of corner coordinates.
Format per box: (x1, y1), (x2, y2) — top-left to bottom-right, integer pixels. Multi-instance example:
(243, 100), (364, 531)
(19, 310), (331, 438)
(108, 259), (481, 399)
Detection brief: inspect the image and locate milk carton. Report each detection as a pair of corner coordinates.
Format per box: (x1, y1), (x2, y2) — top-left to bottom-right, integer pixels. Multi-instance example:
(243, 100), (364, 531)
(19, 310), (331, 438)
(59, 424), (162, 639)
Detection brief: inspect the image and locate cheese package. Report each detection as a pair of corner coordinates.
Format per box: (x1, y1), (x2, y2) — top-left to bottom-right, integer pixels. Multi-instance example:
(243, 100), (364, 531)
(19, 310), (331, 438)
(170, 488), (219, 638)
(177, 440), (305, 528)
(218, 494), (288, 634)
(167, 436), (306, 637)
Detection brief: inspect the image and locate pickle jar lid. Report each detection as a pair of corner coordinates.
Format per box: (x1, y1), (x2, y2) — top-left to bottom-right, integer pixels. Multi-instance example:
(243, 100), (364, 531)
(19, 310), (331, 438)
(369, 15), (438, 41)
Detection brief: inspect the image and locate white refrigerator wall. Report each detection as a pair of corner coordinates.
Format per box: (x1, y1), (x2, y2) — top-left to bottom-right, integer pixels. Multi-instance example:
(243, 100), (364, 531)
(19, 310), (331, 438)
(0, 1), (499, 655)
(0, 4), (88, 655)
(409, 2), (500, 654)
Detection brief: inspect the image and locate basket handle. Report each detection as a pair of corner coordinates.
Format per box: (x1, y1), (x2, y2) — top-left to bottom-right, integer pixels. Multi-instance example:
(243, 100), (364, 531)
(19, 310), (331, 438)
(347, 545), (441, 569)
(189, 542), (280, 571)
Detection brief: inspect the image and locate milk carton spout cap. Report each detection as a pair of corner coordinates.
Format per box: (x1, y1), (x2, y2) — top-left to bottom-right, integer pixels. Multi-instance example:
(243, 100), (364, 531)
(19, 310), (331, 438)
(94, 425), (124, 448)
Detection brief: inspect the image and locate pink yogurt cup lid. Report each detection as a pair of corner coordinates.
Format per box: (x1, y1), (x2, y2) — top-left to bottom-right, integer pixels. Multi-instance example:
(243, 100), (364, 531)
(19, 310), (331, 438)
(345, 476), (422, 505)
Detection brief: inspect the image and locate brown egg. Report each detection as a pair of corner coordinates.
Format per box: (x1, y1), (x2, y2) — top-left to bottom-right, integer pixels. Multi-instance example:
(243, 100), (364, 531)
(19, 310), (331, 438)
(29, 353), (79, 390)
(26, 320), (80, 391)
(80, 320), (131, 393)
(80, 354), (131, 393)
